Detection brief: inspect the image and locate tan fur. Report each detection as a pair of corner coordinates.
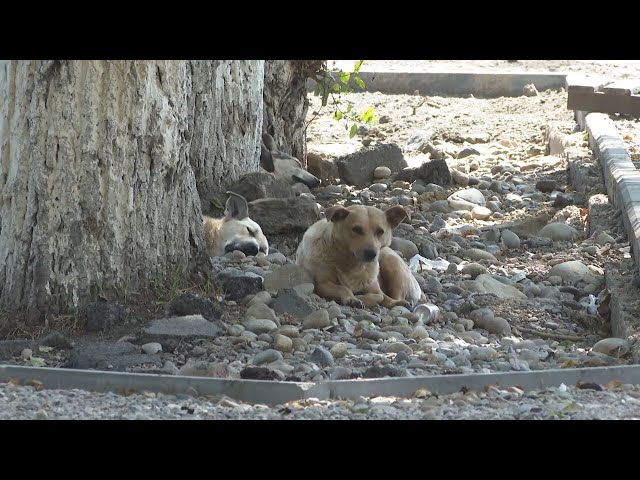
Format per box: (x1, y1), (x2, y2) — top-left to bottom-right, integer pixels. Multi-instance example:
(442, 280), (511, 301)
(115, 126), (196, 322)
(296, 204), (423, 309)
(203, 193), (269, 257)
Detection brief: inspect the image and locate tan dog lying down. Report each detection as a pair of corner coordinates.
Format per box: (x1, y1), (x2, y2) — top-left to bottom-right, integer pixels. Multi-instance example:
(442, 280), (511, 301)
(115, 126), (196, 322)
(296, 204), (423, 309)
(203, 191), (269, 257)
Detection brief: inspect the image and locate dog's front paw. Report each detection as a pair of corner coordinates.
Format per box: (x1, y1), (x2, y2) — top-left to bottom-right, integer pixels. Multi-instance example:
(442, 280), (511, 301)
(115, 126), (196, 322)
(343, 296), (365, 309)
(392, 299), (410, 308)
(382, 297), (410, 309)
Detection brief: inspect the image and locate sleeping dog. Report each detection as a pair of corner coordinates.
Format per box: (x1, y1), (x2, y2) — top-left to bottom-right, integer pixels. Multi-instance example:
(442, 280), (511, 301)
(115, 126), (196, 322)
(203, 191), (268, 257)
(260, 133), (321, 189)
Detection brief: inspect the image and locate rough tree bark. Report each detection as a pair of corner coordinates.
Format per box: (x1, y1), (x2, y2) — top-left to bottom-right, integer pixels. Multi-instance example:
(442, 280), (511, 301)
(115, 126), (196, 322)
(0, 60), (265, 323)
(262, 60), (321, 167)
(189, 61), (264, 211)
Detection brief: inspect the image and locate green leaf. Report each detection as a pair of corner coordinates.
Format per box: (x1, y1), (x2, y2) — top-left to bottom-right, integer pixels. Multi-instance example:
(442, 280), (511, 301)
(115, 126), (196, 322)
(360, 106), (375, 123)
(339, 72), (351, 85)
(333, 110), (343, 121)
(31, 357), (46, 367)
(346, 104), (353, 113)
(349, 124), (358, 138)
(211, 198), (223, 209)
(563, 401), (579, 413)
(354, 76), (365, 90)
(353, 60), (365, 72)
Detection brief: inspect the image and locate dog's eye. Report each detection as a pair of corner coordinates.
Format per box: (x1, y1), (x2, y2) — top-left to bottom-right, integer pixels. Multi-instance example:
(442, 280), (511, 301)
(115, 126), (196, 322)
(246, 227), (255, 237)
(376, 228), (385, 236)
(352, 225), (364, 235)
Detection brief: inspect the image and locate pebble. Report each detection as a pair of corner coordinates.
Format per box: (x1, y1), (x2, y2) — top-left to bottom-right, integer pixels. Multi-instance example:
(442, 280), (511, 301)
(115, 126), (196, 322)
(274, 334), (293, 353)
(374, 166), (392, 179)
(303, 309), (331, 329)
(382, 342), (414, 355)
(310, 346), (335, 368)
(243, 318), (278, 334)
(252, 349), (284, 365)
(330, 342), (348, 359)
(500, 229), (521, 249)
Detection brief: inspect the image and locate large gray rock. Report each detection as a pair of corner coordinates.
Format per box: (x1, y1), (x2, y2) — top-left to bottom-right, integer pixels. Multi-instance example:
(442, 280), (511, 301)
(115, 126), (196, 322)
(336, 144), (408, 187)
(538, 223), (580, 242)
(393, 159), (451, 187)
(244, 303), (278, 322)
(306, 152), (340, 185)
(500, 229), (521, 249)
(548, 261), (596, 285)
(166, 292), (222, 321)
(65, 342), (162, 371)
(216, 268), (264, 300)
(271, 288), (315, 319)
(591, 338), (631, 357)
(141, 315), (224, 351)
(463, 248), (498, 263)
(249, 196), (320, 234)
(228, 172), (296, 202)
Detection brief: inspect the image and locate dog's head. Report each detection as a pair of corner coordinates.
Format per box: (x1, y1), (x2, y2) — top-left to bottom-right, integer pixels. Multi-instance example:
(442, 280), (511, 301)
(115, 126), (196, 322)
(216, 191), (269, 257)
(261, 133), (321, 189)
(324, 204), (408, 263)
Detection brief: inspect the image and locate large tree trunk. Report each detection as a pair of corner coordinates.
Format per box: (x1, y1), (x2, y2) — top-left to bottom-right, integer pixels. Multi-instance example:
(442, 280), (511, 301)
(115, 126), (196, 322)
(189, 61), (264, 211)
(0, 60), (264, 323)
(262, 60), (320, 167)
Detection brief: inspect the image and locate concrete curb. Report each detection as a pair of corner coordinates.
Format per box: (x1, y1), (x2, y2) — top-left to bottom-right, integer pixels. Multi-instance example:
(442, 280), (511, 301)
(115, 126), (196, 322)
(323, 365), (640, 399)
(3, 363), (640, 405)
(585, 113), (640, 271)
(582, 112), (640, 345)
(308, 72), (568, 98)
(0, 365), (319, 406)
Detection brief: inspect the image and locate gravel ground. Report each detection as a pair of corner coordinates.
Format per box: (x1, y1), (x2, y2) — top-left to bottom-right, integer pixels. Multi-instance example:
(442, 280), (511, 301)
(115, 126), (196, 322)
(3, 380), (640, 419)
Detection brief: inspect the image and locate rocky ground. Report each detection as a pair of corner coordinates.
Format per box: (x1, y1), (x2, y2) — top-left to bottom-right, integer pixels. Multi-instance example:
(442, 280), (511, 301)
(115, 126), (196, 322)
(2, 61), (640, 419)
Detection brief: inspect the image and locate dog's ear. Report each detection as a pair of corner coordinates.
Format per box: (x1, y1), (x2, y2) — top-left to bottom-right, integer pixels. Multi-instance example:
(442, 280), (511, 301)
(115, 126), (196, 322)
(384, 205), (409, 229)
(262, 133), (278, 153)
(225, 191), (249, 220)
(260, 142), (275, 172)
(325, 205), (350, 223)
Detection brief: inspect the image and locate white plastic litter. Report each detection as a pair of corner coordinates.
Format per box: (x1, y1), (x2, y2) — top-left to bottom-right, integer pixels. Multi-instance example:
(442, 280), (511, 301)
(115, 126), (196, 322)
(409, 254), (450, 272)
(578, 294), (598, 315)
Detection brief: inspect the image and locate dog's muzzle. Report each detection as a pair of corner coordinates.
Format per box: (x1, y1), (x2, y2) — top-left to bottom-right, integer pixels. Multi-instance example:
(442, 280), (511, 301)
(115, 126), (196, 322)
(362, 248), (378, 262)
(292, 171), (321, 189)
(225, 241), (259, 257)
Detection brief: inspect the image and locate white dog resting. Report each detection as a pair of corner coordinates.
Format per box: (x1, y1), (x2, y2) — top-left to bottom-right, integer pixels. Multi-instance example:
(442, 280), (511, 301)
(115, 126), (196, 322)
(203, 191), (269, 257)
